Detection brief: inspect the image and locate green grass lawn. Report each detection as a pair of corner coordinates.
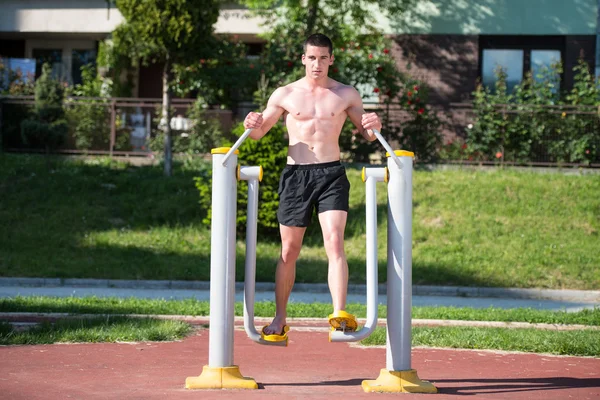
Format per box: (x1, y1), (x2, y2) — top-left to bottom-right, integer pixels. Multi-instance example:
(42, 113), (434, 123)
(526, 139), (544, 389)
(1, 153), (598, 289)
(362, 326), (600, 357)
(2, 296), (599, 326)
(1, 297), (598, 355)
(0, 316), (191, 345)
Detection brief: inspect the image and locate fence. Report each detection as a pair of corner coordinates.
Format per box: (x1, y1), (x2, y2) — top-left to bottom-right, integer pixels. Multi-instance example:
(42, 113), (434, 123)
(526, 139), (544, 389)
(442, 103), (600, 167)
(1, 96), (599, 167)
(0, 96), (232, 157)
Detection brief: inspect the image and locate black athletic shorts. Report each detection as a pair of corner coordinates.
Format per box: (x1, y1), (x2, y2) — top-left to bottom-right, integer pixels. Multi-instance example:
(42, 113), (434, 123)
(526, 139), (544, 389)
(277, 161), (350, 227)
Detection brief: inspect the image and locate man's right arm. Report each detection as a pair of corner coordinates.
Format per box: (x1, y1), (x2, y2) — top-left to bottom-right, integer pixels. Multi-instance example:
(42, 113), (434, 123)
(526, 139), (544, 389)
(244, 87), (286, 140)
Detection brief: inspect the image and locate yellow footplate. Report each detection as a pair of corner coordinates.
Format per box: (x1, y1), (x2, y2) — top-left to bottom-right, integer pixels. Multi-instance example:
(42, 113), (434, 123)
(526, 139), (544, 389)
(328, 310), (358, 332)
(261, 325), (290, 345)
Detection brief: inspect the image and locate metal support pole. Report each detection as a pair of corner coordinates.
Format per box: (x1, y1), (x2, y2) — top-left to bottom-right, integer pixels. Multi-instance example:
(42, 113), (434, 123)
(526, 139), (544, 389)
(241, 166), (286, 346)
(186, 147), (257, 390)
(208, 148), (237, 368)
(329, 167), (385, 342)
(385, 151), (413, 372)
(362, 150), (436, 394)
(109, 100), (116, 157)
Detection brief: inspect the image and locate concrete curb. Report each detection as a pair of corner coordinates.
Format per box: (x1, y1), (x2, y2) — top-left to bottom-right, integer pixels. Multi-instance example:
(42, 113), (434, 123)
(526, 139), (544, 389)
(1, 277), (599, 303)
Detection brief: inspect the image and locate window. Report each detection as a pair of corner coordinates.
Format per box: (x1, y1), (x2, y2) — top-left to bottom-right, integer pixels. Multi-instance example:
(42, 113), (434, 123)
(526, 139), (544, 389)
(531, 50), (561, 84)
(32, 48), (65, 81)
(26, 40), (97, 85)
(479, 36), (564, 93)
(482, 49), (524, 93)
(71, 49), (97, 85)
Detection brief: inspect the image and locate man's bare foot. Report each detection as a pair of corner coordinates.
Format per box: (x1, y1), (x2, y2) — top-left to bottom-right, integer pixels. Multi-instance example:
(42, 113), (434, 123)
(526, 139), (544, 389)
(263, 315), (287, 335)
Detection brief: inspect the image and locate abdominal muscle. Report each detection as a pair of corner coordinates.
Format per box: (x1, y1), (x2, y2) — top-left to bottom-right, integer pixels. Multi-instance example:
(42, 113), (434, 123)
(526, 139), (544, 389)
(285, 114), (345, 164)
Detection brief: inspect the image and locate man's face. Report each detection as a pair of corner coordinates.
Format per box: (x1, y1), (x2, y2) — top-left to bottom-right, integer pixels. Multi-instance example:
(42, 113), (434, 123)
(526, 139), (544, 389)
(302, 45), (334, 79)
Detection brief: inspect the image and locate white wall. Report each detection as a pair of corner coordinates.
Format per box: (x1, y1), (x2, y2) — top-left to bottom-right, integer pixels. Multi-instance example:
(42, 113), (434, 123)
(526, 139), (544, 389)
(0, 0), (124, 33)
(0, 0), (265, 35)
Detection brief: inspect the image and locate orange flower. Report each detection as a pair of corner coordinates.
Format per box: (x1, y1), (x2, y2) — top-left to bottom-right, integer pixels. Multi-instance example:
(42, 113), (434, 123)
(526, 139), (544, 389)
(383, 49), (390, 54)
(368, 54), (373, 59)
(373, 87), (380, 93)
(418, 108), (424, 114)
(495, 152), (502, 159)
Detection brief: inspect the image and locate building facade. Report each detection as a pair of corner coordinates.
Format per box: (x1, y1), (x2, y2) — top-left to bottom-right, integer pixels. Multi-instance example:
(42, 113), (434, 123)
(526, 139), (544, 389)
(1, 0), (598, 104)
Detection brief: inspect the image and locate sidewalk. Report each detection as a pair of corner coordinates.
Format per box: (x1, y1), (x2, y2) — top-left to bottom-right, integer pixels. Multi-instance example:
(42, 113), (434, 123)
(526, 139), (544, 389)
(1, 277), (599, 311)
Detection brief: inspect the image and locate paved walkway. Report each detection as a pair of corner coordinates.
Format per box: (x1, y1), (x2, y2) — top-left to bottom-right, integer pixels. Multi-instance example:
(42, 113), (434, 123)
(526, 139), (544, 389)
(1, 278), (599, 311)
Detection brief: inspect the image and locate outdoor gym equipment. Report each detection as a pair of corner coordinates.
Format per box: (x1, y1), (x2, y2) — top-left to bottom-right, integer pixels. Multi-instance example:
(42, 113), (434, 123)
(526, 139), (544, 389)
(185, 128), (437, 393)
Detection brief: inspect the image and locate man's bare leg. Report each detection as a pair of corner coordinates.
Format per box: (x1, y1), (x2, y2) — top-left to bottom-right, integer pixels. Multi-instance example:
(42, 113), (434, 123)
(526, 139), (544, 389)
(263, 224), (306, 335)
(318, 210), (349, 312)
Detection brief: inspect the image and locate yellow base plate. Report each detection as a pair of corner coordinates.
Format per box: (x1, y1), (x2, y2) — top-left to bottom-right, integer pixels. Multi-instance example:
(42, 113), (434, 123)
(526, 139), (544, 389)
(328, 310), (358, 332)
(261, 324), (289, 345)
(362, 369), (437, 393)
(186, 365), (258, 390)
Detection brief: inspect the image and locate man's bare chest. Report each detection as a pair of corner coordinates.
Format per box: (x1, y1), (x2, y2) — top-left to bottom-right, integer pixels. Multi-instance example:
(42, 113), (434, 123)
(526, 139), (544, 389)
(282, 90), (349, 121)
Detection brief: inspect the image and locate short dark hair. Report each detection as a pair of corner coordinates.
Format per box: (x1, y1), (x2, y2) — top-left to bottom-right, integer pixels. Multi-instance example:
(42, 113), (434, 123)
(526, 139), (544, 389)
(303, 33), (333, 55)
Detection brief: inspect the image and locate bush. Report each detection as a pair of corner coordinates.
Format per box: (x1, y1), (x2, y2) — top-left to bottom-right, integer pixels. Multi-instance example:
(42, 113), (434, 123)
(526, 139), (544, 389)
(65, 65), (111, 150)
(149, 99), (225, 155)
(20, 64), (68, 152)
(195, 121), (288, 239)
(395, 79), (442, 163)
(466, 60), (600, 164)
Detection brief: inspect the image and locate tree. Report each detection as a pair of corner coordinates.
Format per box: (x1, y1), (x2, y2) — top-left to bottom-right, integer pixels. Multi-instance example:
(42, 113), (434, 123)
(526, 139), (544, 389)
(240, 0), (421, 161)
(112, 0), (220, 176)
(20, 63), (68, 153)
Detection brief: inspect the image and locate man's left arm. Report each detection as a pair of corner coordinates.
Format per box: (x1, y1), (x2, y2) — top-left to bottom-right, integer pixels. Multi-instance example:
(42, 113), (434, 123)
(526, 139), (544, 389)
(345, 87), (382, 142)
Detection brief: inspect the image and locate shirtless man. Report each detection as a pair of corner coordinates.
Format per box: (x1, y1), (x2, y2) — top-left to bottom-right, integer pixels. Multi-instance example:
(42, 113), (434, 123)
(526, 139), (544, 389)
(243, 33), (382, 339)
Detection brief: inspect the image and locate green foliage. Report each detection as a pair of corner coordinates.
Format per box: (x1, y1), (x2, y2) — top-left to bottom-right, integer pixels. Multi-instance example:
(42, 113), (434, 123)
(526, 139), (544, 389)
(243, 0), (406, 102)
(173, 37), (262, 107)
(64, 65), (111, 150)
(96, 40), (134, 97)
(195, 121), (288, 238)
(238, 0), (443, 162)
(556, 60), (600, 163)
(113, 0), (221, 175)
(113, 0), (220, 66)
(149, 99), (225, 154)
(464, 61), (600, 164)
(20, 64), (68, 152)
(394, 78), (442, 162)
